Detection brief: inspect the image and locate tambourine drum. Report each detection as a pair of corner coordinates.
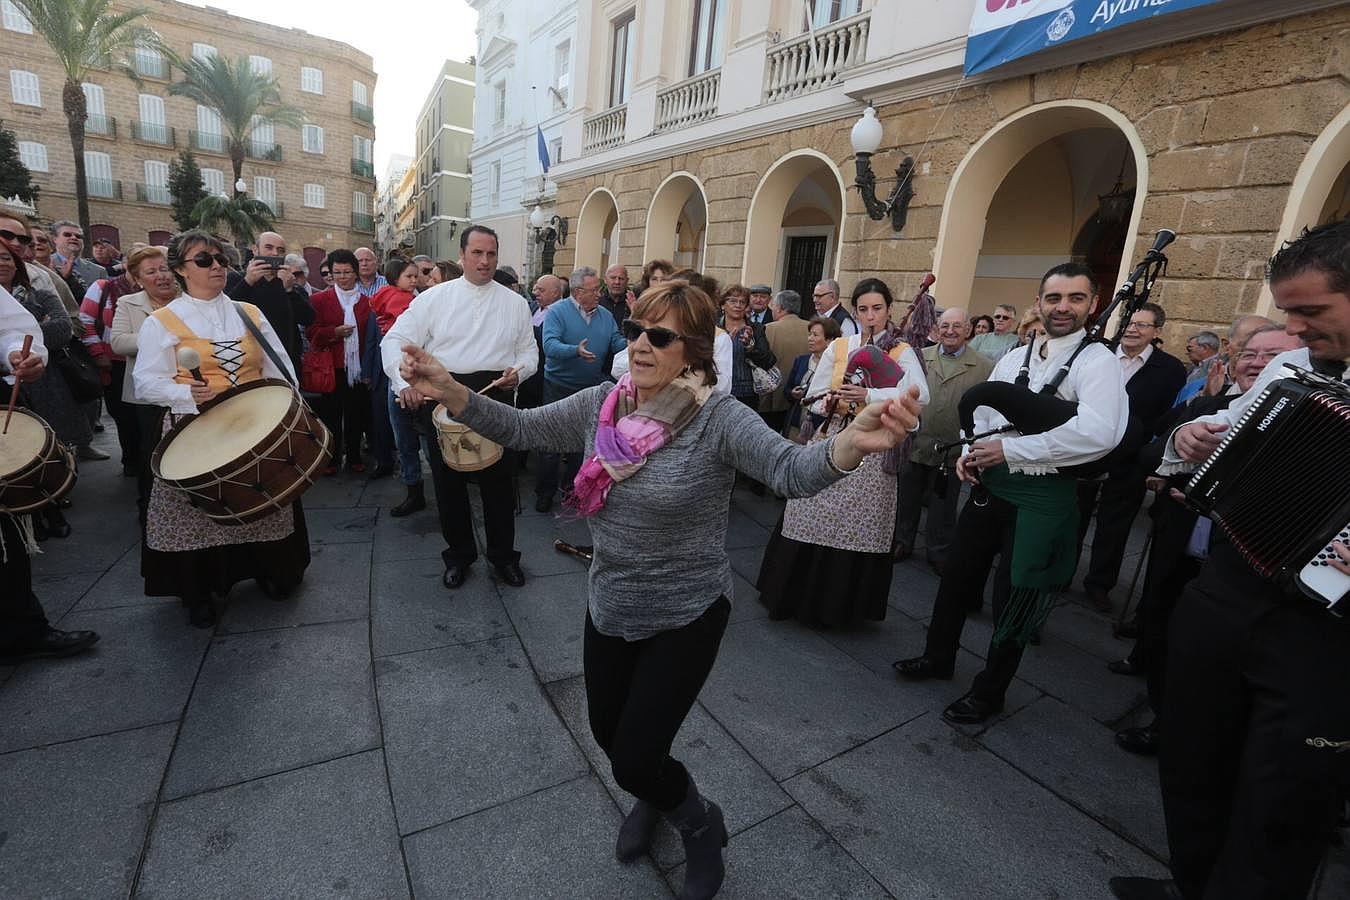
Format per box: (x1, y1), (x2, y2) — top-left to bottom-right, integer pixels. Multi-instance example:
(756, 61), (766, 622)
(0, 408), (77, 513)
(432, 404), (502, 472)
(152, 379), (332, 524)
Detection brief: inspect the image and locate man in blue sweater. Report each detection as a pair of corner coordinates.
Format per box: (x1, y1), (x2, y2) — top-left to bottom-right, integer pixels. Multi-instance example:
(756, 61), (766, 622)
(536, 265), (627, 512)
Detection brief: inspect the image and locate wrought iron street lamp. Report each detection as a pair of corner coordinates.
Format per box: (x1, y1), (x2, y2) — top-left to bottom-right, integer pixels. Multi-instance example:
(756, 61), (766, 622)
(850, 106), (916, 233)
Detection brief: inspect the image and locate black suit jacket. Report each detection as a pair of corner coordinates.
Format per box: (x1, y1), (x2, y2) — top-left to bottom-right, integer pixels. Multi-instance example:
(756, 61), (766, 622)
(1126, 347), (1188, 439)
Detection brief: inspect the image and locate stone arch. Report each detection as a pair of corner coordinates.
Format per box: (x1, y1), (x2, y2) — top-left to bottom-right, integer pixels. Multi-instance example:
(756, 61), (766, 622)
(575, 186), (621, 274)
(742, 148), (847, 296)
(644, 171), (708, 272)
(1259, 101), (1350, 313)
(934, 100), (1149, 316)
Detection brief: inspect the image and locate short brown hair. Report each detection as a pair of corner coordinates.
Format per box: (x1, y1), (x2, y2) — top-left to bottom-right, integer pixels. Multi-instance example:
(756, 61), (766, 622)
(126, 244), (166, 281)
(720, 283), (750, 304)
(807, 315), (842, 341)
(670, 267), (720, 301)
(631, 280), (719, 387)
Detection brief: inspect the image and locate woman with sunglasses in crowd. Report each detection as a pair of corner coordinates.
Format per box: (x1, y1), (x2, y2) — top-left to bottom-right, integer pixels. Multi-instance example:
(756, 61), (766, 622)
(718, 283), (775, 410)
(132, 230), (311, 629)
(399, 279), (923, 900)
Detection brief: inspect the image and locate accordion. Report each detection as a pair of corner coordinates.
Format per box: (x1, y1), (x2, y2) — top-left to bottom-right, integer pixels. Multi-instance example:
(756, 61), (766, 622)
(1185, 366), (1349, 611)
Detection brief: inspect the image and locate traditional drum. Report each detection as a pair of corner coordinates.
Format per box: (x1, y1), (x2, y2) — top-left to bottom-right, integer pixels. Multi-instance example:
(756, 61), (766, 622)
(432, 403), (503, 472)
(0, 408), (77, 513)
(152, 379), (332, 525)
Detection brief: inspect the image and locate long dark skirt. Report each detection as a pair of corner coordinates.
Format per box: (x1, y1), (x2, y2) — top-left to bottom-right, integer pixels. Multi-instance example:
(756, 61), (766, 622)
(756, 520), (894, 626)
(141, 500), (311, 600)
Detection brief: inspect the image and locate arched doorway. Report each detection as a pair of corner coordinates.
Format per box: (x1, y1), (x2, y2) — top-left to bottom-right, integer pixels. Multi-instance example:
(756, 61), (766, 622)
(743, 150), (846, 299)
(147, 229), (172, 246)
(575, 187), (620, 275)
(644, 172), (707, 272)
(303, 246), (327, 289)
(935, 101), (1148, 319)
(90, 224), (121, 249)
(1262, 101), (1350, 313)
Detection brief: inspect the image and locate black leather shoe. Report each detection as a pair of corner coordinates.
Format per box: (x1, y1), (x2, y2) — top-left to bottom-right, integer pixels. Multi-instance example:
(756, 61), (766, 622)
(1108, 876), (1183, 900)
(0, 627), (100, 663)
(367, 464), (394, 480)
(443, 565), (469, 589)
(891, 655), (955, 680)
(1108, 657), (1141, 677)
(390, 484), (426, 518)
(494, 562), (526, 587)
(942, 695), (1003, 724)
(1115, 724), (1159, 756)
(188, 597), (217, 629)
(534, 494), (554, 513)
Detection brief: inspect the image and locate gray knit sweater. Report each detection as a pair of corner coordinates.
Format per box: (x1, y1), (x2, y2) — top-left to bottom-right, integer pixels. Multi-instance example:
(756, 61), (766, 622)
(457, 385), (844, 640)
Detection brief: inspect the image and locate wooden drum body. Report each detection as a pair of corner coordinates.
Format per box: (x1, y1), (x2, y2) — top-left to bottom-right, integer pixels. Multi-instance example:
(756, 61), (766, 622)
(432, 404), (502, 472)
(0, 408), (77, 514)
(151, 379), (332, 525)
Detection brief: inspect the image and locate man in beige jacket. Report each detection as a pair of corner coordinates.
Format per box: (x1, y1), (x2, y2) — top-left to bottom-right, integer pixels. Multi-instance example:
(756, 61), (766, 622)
(760, 288), (810, 436)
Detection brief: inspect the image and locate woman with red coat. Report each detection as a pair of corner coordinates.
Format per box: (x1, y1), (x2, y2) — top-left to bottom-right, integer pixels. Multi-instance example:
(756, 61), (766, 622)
(306, 248), (372, 474)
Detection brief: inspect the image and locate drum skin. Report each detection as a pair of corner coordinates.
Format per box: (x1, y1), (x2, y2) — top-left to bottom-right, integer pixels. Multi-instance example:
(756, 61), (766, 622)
(151, 379), (333, 525)
(0, 408), (77, 514)
(432, 404), (503, 472)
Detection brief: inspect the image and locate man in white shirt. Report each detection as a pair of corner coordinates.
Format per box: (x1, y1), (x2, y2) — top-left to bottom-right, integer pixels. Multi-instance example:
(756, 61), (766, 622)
(1110, 217), (1350, 900)
(811, 279), (857, 337)
(893, 263), (1127, 725)
(381, 225), (537, 590)
(0, 286), (101, 663)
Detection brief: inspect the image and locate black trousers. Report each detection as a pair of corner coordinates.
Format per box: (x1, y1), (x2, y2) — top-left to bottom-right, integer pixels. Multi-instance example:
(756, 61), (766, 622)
(584, 596), (730, 810)
(104, 361), (140, 468)
(1075, 473), (1147, 594)
(317, 373), (371, 467)
(368, 366), (395, 470)
(133, 404), (164, 527)
(0, 514), (49, 648)
(921, 492), (1023, 705)
(894, 460), (961, 567)
(417, 371), (518, 569)
(534, 380), (582, 501)
(1159, 540), (1350, 900)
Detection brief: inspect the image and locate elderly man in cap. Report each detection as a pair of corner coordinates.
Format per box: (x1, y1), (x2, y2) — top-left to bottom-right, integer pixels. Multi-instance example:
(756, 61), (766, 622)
(748, 283), (774, 326)
(761, 289), (810, 435)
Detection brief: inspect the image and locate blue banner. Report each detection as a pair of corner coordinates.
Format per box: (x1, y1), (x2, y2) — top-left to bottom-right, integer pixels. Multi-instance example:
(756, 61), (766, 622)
(965, 0), (1226, 76)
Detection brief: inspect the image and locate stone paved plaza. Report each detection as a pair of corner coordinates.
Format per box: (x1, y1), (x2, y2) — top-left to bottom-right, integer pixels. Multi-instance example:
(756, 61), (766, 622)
(3, 429), (1347, 899)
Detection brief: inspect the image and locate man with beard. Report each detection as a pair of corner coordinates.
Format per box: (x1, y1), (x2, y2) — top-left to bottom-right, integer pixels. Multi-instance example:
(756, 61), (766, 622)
(226, 231), (314, 373)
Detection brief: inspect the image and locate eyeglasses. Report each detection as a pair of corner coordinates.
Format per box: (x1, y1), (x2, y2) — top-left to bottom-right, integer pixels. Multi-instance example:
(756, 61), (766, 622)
(1126, 321), (1157, 330)
(320, 269), (331, 277)
(0, 228), (33, 246)
(812, 292), (834, 300)
(1237, 349), (1283, 363)
(621, 318), (684, 349)
(420, 267), (433, 275)
(992, 313), (1013, 320)
(189, 251), (230, 268)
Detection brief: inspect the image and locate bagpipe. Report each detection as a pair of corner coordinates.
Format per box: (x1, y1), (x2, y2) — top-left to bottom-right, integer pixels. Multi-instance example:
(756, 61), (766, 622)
(935, 229), (1177, 479)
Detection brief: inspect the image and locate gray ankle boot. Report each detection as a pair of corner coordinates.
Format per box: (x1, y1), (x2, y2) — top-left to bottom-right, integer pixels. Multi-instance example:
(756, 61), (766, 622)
(665, 779), (727, 900)
(615, 799), (659, 862)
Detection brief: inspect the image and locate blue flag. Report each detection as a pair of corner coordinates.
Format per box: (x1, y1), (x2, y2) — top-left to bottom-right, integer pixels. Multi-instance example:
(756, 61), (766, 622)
(536, 126), (550, 174)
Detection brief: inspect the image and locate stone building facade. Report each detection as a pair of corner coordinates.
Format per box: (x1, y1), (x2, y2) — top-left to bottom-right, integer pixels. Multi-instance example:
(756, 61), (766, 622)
(546, 1), (1350, 350)
(0, 0), (378, 276)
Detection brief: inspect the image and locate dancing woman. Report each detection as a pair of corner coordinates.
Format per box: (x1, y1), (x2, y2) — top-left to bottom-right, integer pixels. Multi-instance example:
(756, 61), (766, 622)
(757, 277), (930, 625)
(399, 280), (921, 900)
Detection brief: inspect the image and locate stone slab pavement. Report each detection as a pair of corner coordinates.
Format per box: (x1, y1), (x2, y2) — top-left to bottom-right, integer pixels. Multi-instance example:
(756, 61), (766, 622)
(3, 434), (1347, 899)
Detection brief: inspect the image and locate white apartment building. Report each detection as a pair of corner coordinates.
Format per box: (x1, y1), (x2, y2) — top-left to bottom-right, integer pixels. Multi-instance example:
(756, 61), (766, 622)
(468, 0), (578, 281)
(376, 153), (412, 256)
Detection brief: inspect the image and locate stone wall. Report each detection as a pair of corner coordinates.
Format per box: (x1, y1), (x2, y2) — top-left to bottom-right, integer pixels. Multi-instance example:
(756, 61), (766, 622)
(551, 6), (1350, 349)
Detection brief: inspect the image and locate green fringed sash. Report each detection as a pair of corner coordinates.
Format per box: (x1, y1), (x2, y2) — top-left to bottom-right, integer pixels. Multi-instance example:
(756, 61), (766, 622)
(980, 464), (1079, 646)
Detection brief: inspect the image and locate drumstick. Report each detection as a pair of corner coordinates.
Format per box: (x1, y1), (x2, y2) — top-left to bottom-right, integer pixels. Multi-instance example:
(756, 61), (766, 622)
(3, 335), (33, 434)
(477, 372), (511, 395)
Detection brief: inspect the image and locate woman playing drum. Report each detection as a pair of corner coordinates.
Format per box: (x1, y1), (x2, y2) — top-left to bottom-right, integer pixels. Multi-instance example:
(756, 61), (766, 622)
(132, 230), (311, 628)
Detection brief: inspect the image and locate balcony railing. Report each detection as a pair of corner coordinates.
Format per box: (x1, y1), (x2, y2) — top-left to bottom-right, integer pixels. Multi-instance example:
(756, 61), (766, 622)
(351, 158), (374, 179)
(132, 54), (169, 80)
(263, 201), (283, 219)
(351, 212), (374, 232)
(655, 70), (721, 133)
(86, 178), (122, 200)
(764, 12), (870, 103)
(352, 100), (374, 124)
(189, 130), (227, 153)
(582, 105), (627, 156)
(85, 114), (116, 137)
(131, 120), (175, 146)
(245, 140), (283, 162)
(135, 183), (170, 204)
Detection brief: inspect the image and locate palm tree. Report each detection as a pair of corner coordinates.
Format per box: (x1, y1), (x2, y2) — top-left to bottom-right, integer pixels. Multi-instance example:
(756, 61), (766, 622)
(15, 0), (161, 238)
(168, 53), (303, 198)
(190, 193), (274, 247)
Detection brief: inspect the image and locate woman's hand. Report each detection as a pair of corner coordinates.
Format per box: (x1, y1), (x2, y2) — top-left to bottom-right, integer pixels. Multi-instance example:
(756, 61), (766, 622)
(400, 344), (465, 411)
(8, 349), (43, 383)
(832, 385), (923, 469)
(335, 324), (355, 339)
(1202, 356), (1227, 397)
(833, 383), (868, 404)
(189, 379), (215, 405)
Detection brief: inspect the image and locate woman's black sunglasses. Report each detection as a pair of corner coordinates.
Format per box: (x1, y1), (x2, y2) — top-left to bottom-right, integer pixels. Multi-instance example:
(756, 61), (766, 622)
(190, 251), (231, 268)
(0, 228), (33, 246)
(621, 319), (684, 349)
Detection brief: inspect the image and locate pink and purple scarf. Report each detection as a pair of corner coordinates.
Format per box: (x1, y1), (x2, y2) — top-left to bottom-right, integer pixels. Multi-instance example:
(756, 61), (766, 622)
(566, 371), (712, 517)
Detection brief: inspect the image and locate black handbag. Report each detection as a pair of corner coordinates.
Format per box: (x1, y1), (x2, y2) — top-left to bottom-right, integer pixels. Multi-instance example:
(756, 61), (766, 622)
(53, 337), (104, 403)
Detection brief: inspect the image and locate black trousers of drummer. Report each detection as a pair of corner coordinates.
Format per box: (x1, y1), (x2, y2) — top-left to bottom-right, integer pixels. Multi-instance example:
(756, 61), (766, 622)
(0, 514), (50, 650)
(920, 492), (1024, 706)
(415, 370), (520, 570)
(1158, 535), (1349, 900)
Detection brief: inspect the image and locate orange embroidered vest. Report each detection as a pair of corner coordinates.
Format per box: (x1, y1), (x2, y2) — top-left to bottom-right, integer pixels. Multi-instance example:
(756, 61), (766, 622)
(151, 303), (266, 394)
